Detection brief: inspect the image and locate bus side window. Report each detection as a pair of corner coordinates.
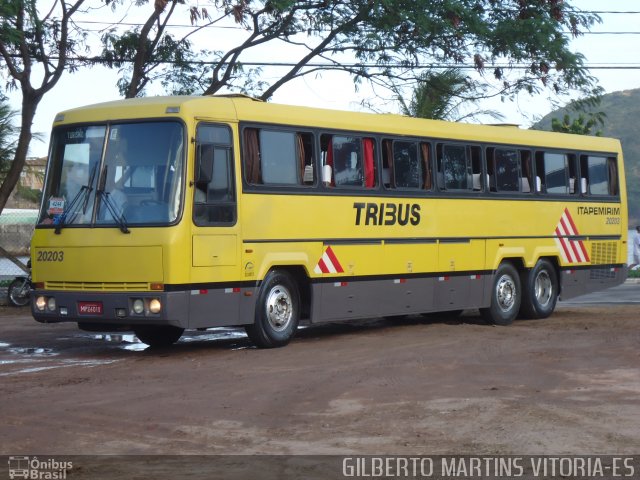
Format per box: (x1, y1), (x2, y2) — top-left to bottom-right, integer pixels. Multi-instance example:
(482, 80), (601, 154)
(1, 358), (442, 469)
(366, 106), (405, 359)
(392, 140), (421, 189)
(243, 128), (314, 186)
(544, 152), (569, 194)
(321, 134), (376, 189)
(437, 143), (471, 191)
(580, 155), (619, 196)
(493, 148), (520, 192)
(194, 124), (236, 225)
(535, 151), (569, 194)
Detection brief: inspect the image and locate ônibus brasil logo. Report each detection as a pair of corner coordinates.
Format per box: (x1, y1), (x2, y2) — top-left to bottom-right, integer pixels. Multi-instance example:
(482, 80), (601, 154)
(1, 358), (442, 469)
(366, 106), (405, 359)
(8, 456), (72, 479)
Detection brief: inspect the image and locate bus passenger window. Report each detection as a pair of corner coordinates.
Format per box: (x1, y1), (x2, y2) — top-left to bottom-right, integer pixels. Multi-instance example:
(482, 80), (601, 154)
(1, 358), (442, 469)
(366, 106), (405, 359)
(437, 144), (471, 191)
(261, 130), (298, 184)
(243, 128), (314, 186)
(537, 152), (568, 194)
(393, 141), (422, 189)
(321, 134), (376, 189)
(494, 148), (520, 192)
(580, 155), (618, 196)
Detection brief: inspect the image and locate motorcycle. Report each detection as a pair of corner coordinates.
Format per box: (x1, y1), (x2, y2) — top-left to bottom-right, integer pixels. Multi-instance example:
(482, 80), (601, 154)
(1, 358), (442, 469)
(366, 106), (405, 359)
(7, 260), (32, 307)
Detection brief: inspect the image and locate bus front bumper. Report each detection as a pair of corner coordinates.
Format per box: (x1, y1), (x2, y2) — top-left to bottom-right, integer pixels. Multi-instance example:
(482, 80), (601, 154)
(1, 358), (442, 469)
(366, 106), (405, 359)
(31, 290), (189, 329)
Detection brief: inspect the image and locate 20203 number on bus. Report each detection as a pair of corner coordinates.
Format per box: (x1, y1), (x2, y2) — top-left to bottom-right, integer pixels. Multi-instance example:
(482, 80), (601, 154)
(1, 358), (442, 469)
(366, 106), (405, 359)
(30, 95), (628, 348)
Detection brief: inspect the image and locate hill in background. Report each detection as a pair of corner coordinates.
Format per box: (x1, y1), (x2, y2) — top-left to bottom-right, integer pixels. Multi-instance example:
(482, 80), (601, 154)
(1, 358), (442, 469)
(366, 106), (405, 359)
(533, 88), (640, 225)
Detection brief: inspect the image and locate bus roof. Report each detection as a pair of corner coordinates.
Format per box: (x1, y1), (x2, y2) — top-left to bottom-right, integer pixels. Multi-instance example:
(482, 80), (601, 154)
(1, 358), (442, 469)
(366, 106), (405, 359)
(55, 95), (622, 153)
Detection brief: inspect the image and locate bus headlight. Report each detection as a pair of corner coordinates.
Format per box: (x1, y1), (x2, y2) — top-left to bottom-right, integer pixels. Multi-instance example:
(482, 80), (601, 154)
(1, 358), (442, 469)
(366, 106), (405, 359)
(148, 298), (162, 314)
(36, 296), (47, 311)
(132, 299), (145, 314)
(47, 297), (56, 312)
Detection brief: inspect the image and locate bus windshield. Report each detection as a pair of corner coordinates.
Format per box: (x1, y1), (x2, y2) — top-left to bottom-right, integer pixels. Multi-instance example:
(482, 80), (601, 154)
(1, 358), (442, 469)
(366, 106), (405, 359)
(38, 121), (185, 228)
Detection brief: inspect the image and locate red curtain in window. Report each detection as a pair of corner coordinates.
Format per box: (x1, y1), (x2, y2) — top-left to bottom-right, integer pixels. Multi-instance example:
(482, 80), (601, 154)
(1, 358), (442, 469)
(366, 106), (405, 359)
(363, 138), (375, 188)
(421, 142), (431, 190)
(243, 128), (261, 184)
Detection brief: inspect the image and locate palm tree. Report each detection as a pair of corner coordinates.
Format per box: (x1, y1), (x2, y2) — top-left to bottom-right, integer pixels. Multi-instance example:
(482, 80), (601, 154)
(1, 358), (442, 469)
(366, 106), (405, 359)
(397, 69), (504, 122)
(0, 98), (19, 188)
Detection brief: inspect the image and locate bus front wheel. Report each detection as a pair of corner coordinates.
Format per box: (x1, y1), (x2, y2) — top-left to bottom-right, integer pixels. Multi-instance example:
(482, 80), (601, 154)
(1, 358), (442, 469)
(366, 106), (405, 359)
(519, 259), (558, 319)
(246, 270), (300, 348)
(481, 263), (521, 326)
(134, 325), (184, 348)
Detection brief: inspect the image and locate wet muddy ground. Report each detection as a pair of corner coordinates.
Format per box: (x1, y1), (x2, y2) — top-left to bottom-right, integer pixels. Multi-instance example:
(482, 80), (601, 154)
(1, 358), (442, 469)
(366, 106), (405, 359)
(1, 298), (639, 463)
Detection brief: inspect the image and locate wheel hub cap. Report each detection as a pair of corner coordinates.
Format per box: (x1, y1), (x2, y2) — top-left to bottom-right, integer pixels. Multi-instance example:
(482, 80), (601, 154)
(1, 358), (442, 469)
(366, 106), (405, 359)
(266, 286), (292, 332)
(496, 274), (516, 312)
(534, 271), (553, 307)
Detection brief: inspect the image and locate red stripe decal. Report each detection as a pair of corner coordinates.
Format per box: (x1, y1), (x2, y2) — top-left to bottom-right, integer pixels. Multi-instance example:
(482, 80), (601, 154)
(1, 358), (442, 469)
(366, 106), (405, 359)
(564, 208), (579, 234)
(317, 258), (329, 274)
(324, 246), (344, 273)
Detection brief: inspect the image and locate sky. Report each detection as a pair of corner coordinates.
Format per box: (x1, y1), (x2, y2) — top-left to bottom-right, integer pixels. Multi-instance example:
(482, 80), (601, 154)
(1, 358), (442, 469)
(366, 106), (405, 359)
(6, 0), (640, 158)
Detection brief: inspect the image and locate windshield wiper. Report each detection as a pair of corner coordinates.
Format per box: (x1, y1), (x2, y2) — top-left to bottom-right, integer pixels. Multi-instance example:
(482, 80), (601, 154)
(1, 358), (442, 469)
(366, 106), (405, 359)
(97, 191), (130, 234)
(96, 166), (130, 234)
(54, 164), (98, 234)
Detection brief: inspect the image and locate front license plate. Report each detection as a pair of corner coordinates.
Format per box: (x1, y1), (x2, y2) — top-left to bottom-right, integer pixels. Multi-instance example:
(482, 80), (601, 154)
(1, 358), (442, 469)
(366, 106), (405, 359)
(78, 301), (103, 315)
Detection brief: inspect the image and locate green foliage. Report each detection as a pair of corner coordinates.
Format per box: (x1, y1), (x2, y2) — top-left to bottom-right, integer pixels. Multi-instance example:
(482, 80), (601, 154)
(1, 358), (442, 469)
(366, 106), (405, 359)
(551, 113), (604, 136)
(396, 69), (504, 121)
(99, 0), (601, 101)
(0, 0), (87, 91)
(15, 185), (42, 204)
(628, 269), (640, 279)
(0, 99), (19, 185)
(0, 0), (87, 216)
(534, 88), (640, 224)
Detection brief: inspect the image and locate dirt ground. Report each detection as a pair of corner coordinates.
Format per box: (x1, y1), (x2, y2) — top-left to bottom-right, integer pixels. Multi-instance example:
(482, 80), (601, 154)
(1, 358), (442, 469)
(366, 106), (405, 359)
(0, 302), (639, 477)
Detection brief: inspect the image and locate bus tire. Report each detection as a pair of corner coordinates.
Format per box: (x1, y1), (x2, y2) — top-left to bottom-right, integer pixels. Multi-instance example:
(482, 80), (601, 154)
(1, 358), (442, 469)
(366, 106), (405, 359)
(246, 270), (300, 348)
(134, 325), (184, 348)
(519, 259), (558, 319)
(481, 263), (521, 326)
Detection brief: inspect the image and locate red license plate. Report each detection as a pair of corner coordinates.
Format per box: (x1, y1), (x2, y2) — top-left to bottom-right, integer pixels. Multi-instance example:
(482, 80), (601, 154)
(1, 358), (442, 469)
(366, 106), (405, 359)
(78, 301), (103, 315)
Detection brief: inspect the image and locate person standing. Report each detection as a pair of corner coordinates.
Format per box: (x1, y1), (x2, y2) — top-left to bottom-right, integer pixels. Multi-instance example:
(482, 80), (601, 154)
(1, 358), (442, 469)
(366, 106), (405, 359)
(631, 226), (640, 269)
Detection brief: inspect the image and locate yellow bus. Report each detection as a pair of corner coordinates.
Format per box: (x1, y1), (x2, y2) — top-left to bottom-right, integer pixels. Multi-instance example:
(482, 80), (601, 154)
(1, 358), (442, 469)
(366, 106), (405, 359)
(31, 95), (628, 348)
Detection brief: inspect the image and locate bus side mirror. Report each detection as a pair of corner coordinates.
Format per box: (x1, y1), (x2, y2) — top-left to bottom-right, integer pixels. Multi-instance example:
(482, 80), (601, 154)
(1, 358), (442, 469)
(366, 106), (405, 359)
(195, 144), (214, 184)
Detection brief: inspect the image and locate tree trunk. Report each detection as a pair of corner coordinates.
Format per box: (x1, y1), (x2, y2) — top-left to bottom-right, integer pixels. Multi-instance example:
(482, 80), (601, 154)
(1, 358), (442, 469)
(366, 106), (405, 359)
(0, 94), (40, 214)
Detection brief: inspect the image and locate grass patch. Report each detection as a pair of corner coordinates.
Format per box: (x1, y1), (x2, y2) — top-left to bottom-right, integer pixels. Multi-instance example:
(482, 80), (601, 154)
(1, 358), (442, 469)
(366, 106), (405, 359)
(628, 269), (640, 278)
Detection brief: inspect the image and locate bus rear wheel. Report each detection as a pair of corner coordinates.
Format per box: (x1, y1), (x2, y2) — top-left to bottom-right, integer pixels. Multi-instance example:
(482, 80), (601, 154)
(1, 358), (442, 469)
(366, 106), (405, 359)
(245, 270), (300, 348)
(519, 259), (558, 319)
(134, 325), (184, 348)
(481, 263), (521, 326)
